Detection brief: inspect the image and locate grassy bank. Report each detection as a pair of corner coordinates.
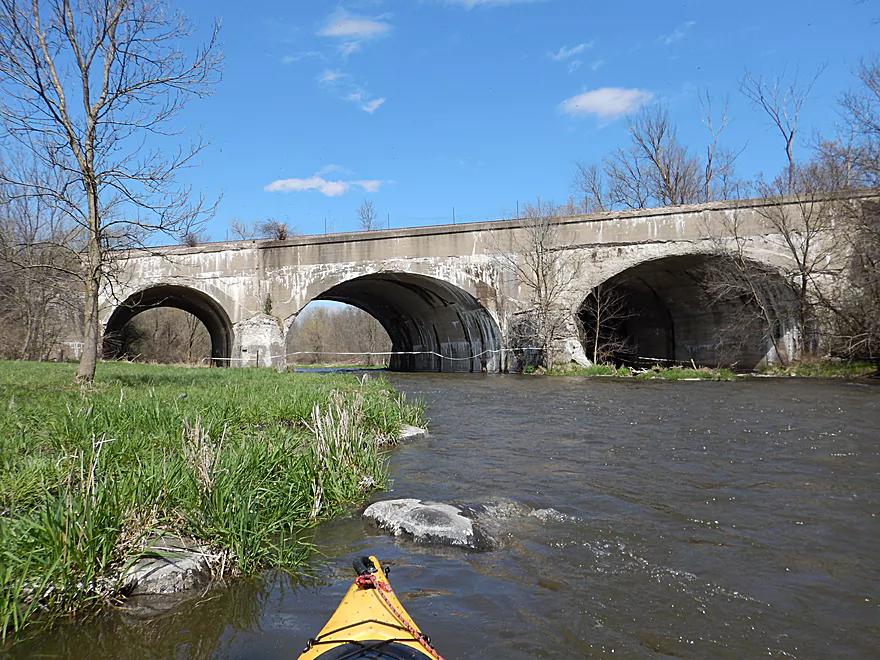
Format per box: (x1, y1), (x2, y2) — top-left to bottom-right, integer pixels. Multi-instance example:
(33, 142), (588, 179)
(542, 363), (741, 380)
(543, 359), (877, 380)
(757, 359), (877, 378)
(0, 361), (423, 643)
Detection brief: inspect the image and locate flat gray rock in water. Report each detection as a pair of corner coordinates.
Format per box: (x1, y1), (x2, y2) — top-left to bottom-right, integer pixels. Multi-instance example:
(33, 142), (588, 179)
(123, 535), (213, 596)
(364, 498), (497, 550)
(397, 424), (427, 440)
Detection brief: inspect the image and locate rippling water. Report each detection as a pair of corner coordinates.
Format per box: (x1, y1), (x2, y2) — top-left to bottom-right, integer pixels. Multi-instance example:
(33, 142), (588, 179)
(11, 375), (879, 659)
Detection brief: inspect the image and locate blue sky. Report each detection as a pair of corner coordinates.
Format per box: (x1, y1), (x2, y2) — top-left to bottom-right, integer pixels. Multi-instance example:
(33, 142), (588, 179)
(172, 0), (877, 240)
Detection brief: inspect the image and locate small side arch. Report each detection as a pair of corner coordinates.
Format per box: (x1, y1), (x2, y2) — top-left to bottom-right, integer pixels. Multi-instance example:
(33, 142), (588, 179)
(103, 285), (234, 366)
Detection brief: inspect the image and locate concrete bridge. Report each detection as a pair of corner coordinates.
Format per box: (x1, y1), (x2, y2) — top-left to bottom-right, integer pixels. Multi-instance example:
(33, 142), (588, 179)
(100, 193), (866, 372)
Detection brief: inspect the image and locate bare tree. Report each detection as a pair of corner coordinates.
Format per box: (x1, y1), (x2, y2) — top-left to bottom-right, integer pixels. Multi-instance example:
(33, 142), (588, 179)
(229, 218), (294, 241)
(229, 219), (257, 240)
(117, 307), (210, 364)
(577, 282), (632, 364)
(254, 219), (293, 240)
(573, 162), (608, 212)
(699, 91), (746, 202)
(357, 198), (378, 231)
(628, 105), (703, 206)
(741, 66), (825, 192)
(697, 207), (799, 366)
(179, 230), (212, 247)
(838, 56), (880, 186)
(491, 199), (584, 369)
(0, 160), (82, 360)
(0, 0), (222, 382)
(754, 164), (849, 356)
(287, 305), (390, 366)
(810, 56), (880, 360)
(574, 103), (739, 212)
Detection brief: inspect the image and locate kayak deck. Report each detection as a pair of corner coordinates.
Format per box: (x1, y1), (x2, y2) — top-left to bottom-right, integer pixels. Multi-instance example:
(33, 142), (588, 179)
(298, 556), (442, 660)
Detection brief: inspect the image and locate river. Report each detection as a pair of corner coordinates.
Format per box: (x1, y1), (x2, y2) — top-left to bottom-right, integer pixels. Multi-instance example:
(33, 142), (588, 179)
(9, 375), (879, 659)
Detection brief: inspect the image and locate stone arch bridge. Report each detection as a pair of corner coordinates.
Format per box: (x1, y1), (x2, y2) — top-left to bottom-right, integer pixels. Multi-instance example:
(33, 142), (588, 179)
(100, 194), (862, 372)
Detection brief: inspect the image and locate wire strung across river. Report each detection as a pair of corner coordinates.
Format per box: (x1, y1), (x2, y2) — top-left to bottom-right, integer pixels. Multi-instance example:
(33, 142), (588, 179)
(208, 347), (542, 364)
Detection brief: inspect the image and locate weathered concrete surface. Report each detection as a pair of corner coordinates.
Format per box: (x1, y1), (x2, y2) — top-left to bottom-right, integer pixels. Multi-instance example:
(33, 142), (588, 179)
(100, 193), (877, 371)
(231, 313), (285, 368)
(123, 535), (214, 596)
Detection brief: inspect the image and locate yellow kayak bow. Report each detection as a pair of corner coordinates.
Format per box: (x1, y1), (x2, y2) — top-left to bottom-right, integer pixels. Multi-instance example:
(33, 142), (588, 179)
(298, 556), (445, 660)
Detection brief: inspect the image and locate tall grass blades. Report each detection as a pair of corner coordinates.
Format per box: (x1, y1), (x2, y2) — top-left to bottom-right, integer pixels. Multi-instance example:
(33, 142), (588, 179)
(0, 362), (424, 645)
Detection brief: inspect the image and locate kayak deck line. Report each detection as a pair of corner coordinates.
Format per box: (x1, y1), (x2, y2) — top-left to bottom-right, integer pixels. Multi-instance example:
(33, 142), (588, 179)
(298, 556), (445, 660)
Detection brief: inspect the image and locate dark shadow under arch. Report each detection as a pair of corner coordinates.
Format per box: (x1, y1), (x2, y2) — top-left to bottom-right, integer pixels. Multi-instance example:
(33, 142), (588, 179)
(580, 255), (798, 368)
(104, 285), (233, 366)
(293, 272), (502, 373)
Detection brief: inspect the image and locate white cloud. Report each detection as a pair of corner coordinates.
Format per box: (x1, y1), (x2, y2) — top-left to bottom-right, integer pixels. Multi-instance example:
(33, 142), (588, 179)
(447, 0), (548, 7)
(264, 174), (386, 197)
(551, 42), (593, 61)
(318, 69), (345, 83)
(353, 180), (383, 193)
(559, 87), (652, 119)
(346, 91), (386, 113)
(318, 10), (391, 40)
(338, 42), (361, 58)
(567, 60), (582, 74)
(660, 21), (696, 45)
(361, 98), (386, 113)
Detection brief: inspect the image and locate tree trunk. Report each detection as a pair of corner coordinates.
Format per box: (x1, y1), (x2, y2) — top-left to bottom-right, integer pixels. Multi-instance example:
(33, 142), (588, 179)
(76, 194), (102, 383)
(76, 279), (100, 382)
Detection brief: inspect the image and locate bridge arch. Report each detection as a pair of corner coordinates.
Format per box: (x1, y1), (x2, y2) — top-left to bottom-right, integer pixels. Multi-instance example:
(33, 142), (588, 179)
(103, 284), (234, 366)
(579, 254), (799, 368)
(287, 272), (502, 372)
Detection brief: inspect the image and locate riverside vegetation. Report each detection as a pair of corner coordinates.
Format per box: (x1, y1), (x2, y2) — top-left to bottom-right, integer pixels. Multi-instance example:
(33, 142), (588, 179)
(0, 361), (424, 644)
(537, 359), (877, 380)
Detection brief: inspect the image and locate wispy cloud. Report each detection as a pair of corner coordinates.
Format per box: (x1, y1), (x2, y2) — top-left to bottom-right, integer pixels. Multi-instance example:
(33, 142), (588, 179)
(318, 10), (391, 40)
(659, 21), (696, 45)
(445, 0), (549, 7)
(317, 69), (345, 83)
(559, 87), (652, 119)
(318, 9), (391, 57)
(265, 173), (385, 197)
(550, 42), (593, 61)
(316, 164), (350, 176)
(317, 71), (386, 114)
(347, 92), (386, 113)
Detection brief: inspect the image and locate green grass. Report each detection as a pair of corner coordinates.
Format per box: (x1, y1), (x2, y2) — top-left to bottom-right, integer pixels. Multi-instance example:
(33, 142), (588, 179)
(757, 359), (878, 378)
(633, 366), (740, 380)
(545, 363), (632, 377)
(0, 361), (424, 643)
(543, 362), (741, 380)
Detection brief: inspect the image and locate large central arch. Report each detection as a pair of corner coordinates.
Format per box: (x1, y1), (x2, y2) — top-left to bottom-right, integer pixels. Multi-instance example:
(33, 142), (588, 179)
(103, 285), (234, 366)
(580, 255), (799, 368)
(293, 272), (502, 373)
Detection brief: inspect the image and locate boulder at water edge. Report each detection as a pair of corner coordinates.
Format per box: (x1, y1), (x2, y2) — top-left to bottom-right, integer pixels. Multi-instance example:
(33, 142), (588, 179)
(363, 499), (498, 551)
(123, 535), (214, 595)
